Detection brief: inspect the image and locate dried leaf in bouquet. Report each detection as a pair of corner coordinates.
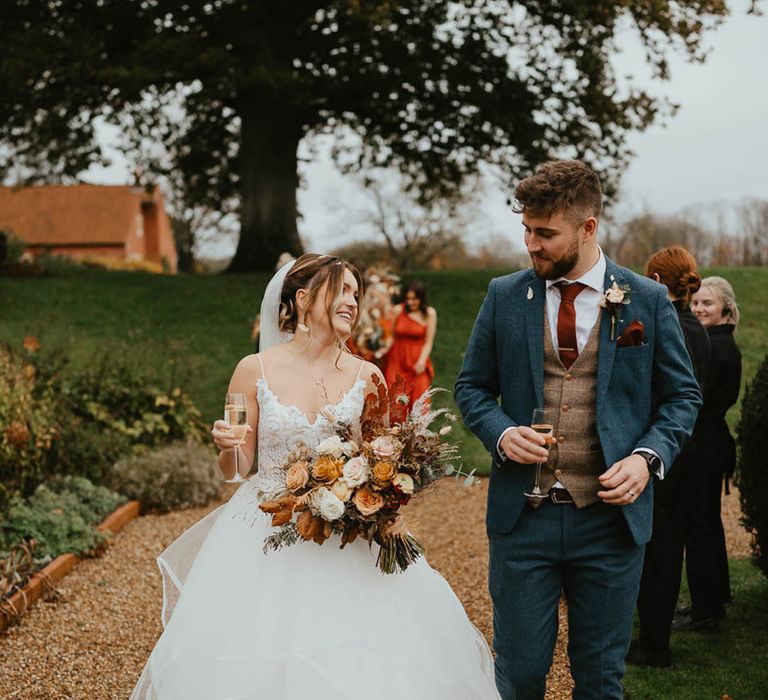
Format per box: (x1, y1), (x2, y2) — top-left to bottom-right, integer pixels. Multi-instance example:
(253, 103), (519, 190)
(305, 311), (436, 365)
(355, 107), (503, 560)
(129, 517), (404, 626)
(296, 509), (316, 540)
(387, 374), (410, 426)
(296, 510), (330, 544)
(259, 495), (301, 527)
(340, 523), (359, 548)
(362, 373), (388, 438)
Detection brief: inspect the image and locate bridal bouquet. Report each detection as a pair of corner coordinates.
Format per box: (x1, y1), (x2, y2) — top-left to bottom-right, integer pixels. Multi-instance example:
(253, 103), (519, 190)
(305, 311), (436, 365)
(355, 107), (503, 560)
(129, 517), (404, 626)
(259, 375), (474, 574)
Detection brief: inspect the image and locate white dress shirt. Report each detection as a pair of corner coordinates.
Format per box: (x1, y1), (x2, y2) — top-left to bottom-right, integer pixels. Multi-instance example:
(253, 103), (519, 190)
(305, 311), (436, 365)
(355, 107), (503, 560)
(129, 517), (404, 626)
(545, 250), (606, 354)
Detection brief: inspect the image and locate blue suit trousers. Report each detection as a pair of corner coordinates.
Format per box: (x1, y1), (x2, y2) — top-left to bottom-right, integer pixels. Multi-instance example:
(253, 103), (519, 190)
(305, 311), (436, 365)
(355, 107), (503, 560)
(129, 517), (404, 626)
(488, 500), (644, 700)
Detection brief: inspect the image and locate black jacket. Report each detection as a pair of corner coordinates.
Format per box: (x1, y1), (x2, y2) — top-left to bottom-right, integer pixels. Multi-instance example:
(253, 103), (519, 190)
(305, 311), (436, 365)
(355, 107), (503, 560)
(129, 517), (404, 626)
(674, 301), (710, 393)
(695, 323), (742, 476)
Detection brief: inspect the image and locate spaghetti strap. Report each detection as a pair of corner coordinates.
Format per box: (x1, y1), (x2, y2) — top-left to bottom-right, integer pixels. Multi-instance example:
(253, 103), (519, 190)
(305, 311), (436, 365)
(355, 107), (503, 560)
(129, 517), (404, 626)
(255, 353), (267, 385)
(356, 359), (365, 381)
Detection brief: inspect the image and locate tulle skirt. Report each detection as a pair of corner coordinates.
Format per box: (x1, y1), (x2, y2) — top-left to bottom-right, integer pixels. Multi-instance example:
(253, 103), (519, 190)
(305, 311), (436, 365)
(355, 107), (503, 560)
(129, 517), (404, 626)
(130, 479), (500, 699)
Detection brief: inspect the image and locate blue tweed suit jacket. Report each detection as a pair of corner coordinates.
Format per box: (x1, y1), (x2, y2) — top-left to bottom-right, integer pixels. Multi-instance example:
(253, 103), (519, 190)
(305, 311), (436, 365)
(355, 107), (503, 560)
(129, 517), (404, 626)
(454, 257), (702, 545)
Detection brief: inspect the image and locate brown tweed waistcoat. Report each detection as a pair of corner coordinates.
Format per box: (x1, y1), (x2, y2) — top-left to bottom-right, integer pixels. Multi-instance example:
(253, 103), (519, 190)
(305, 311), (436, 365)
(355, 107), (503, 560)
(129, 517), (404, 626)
(533, 308), (606, 508)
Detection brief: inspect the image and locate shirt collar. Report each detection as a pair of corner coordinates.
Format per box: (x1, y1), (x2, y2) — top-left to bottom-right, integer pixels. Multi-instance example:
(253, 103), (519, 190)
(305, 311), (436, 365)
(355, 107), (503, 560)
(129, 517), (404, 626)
(545, 247), (606, 293)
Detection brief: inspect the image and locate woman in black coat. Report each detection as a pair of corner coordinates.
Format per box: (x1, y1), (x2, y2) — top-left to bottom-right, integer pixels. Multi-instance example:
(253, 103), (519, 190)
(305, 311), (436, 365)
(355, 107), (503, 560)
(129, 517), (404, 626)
(628, 246), (710, 667)
(680, 275), (742, 629)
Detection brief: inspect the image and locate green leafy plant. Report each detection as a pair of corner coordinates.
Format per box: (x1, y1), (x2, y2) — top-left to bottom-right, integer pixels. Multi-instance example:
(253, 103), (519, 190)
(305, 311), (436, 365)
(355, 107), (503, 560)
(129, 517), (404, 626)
(111, 441), (222, 513)
(46, 476), (126, 524)
(0, 340), (60, 506)
(736, 353), (768, 579)
(65, 354), (208, 449)
(0, 479), (123, 560)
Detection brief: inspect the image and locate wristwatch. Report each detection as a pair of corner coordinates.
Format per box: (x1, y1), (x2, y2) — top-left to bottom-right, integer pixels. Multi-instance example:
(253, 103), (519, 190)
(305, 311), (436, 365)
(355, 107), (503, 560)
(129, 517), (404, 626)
(637, 450), (662, 478)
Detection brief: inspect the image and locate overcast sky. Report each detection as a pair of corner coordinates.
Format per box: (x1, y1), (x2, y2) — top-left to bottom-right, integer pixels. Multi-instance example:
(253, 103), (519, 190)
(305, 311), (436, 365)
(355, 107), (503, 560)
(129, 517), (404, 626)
(85, 1), (768, 257)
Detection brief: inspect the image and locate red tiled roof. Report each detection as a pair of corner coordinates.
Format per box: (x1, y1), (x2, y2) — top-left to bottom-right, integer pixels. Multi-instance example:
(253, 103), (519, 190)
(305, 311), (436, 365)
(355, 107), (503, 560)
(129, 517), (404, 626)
(0, 184), (149, 245)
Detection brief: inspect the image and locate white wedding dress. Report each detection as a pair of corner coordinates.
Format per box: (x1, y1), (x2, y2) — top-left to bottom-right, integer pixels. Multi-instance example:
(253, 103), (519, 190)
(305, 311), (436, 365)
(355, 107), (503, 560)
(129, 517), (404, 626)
(130, 369), (500, 699)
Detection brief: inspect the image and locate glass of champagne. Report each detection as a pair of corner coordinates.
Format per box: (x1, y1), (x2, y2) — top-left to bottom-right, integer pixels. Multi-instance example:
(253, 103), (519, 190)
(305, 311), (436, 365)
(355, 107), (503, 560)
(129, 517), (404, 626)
(224, 392), (248, 483)
(523, 407), (554, 499)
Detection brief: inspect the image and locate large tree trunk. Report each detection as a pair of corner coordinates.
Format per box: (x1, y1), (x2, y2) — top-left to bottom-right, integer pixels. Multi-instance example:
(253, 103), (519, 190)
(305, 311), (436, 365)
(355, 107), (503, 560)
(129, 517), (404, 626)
(171, 218), (195, 273)
(228, 99), (304, 272)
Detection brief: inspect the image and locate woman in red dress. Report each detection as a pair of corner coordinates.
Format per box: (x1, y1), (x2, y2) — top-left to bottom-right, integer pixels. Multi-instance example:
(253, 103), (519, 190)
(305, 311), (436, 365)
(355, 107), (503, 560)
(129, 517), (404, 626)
(383, 281), (437, 408)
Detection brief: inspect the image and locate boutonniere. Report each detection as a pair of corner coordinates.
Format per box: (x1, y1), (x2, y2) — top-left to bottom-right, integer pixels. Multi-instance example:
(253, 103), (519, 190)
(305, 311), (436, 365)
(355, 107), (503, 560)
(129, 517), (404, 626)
(599, 281), (631, 340)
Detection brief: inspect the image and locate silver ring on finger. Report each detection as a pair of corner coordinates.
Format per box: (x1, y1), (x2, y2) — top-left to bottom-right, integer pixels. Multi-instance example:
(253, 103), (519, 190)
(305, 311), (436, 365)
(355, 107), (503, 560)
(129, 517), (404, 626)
(628, 490), (636, 497)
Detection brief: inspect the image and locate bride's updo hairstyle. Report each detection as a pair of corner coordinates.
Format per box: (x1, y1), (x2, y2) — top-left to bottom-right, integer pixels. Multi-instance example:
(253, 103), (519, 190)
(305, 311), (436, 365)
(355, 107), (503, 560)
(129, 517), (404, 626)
(645, 245), (702, 307)
(279, 253), (364, 342)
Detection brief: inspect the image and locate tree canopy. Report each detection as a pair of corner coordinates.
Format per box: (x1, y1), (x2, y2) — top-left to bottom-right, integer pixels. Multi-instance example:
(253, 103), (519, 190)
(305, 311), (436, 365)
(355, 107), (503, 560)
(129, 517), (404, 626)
(0, 1), (737, 270)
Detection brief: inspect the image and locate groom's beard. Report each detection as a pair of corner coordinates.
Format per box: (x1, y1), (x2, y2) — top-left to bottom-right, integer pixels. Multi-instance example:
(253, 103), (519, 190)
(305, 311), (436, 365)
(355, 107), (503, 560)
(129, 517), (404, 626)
(530, 236), (580, 280)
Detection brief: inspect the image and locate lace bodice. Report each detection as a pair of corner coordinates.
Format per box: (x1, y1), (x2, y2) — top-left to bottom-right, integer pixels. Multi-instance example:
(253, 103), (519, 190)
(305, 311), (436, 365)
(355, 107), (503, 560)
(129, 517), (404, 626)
(247, 372), (366, 498)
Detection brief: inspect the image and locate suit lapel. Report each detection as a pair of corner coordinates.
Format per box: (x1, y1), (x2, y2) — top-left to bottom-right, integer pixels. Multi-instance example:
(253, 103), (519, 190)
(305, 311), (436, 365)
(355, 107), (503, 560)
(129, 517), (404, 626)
(596, 257), (627, 415)
(525, 272), (546, 407)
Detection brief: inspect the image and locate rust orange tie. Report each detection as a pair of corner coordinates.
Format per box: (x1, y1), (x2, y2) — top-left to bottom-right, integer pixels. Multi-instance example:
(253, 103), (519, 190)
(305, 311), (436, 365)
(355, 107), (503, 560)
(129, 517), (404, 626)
(556, 282), (587, 369)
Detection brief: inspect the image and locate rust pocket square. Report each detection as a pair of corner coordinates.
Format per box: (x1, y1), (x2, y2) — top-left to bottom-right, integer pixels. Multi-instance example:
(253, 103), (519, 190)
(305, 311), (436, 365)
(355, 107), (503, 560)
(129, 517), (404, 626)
(617, 319), (645, 347)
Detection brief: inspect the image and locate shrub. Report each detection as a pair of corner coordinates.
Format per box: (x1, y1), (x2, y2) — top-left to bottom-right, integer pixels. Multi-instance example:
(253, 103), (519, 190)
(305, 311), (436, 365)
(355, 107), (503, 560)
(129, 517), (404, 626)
(0, 337), (207, 508)
(65, 354), (208, 449)
(111, 441), (222, 513)
(0, 478), (124, 560)
(0, 341), (60, 507)
(46, 475), (126, 523)
(1, 538), (41, 601)
(736, 353), (768, 579)
(0, 230), (28, 265)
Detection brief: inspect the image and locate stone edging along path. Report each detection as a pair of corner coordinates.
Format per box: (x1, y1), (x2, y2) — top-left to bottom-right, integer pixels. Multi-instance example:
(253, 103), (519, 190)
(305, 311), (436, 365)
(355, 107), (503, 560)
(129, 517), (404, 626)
(0, 500), (140, 633)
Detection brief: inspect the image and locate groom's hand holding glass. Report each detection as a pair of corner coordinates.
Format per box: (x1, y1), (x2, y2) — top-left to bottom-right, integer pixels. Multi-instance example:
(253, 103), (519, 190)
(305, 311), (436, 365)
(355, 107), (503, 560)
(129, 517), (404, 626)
(499, 425), (551, 464)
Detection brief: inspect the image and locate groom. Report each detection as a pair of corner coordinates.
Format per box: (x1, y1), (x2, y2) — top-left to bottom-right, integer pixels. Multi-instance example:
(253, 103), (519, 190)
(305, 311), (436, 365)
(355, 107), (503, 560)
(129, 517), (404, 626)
(455, 160), (702, 699)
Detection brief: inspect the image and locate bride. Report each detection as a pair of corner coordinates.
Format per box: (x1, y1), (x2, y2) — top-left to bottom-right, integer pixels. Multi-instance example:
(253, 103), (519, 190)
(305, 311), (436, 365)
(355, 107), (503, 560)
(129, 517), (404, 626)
(130, 253), (500, 699)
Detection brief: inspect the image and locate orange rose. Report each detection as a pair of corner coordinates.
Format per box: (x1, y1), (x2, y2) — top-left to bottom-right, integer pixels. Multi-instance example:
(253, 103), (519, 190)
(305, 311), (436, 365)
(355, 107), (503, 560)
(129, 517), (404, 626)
(285, 460), (310, 492)
(371, 460), (396, 486)
(312, 454), (344, 483)
(354, 488), (385, 516)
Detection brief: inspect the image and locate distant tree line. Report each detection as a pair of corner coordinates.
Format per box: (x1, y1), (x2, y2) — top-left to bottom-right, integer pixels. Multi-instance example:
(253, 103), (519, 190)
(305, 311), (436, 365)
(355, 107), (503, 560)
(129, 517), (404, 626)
(604, 198), (768, 268)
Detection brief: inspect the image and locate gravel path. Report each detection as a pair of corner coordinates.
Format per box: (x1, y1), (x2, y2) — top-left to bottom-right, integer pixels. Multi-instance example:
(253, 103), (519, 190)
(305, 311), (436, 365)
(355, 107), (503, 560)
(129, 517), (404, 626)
(0, 480), (752, 699)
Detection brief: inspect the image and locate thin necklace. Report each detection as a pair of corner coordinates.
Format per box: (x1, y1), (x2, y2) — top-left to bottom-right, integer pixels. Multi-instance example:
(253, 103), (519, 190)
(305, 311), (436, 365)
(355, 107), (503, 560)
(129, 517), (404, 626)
(288, 347), (334, 404)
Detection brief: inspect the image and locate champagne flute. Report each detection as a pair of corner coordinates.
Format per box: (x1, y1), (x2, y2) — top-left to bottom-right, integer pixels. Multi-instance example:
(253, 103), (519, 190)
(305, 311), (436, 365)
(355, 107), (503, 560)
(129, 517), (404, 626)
(523, 407), (554, 499)
(223, 392), (248, 483)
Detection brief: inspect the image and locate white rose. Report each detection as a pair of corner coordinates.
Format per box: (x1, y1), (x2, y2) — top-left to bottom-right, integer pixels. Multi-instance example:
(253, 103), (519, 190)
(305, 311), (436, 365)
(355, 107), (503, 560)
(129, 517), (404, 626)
(370, 435), (403, 460)
(317, 435), (344, 459)
(342, 455), (370, 488)
(341, 440), (359, 457)
(605, 284), (624, 304)
(392, 473), (415, 495)
(311, 487), (346, 521)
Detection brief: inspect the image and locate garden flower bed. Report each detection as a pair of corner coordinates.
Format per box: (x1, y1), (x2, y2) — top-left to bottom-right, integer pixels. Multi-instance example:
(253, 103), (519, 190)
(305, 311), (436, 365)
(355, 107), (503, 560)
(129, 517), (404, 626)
(0, 500), (140, 632)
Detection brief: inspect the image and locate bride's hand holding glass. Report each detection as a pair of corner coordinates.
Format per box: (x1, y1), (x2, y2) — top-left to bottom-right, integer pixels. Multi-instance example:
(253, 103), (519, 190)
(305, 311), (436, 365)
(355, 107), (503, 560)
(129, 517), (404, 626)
(212, 392), (253, 483)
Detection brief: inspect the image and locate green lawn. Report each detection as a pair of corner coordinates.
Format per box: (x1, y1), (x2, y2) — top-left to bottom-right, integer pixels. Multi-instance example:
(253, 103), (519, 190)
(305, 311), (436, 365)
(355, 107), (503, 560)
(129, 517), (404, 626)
(1, 265), (767, 473)
(625, 558), (768, 699)
(2, 264), (768, 697)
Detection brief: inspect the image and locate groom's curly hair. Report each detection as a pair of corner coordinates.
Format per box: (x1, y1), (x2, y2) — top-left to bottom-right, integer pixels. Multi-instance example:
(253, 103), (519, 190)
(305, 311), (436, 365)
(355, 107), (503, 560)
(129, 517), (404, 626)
(512, 160), (602, 223)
